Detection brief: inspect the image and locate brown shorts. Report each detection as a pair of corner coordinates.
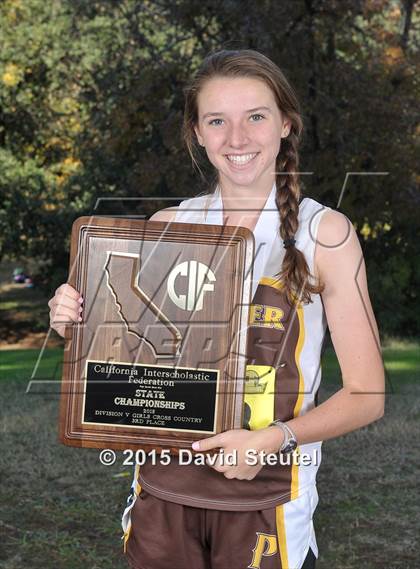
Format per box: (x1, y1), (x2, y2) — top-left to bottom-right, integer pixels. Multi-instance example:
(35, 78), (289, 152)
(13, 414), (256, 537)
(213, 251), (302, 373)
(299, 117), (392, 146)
(124, 490), (316, 569)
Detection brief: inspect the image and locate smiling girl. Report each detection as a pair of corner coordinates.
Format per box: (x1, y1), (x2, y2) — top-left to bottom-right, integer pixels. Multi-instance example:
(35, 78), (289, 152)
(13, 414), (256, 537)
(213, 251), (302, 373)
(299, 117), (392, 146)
(49, 49), (385, 569)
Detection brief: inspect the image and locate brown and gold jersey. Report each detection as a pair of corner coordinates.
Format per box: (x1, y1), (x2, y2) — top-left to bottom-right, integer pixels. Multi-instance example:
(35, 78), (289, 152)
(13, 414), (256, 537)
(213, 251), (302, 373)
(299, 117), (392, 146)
(137, 184), (330, 509)
(122, 184), (332, 562)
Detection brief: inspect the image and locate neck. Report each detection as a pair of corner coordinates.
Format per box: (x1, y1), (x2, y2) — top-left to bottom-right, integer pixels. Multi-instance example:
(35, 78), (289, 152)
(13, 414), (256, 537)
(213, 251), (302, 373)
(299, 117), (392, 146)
(217, 176), (276, 208)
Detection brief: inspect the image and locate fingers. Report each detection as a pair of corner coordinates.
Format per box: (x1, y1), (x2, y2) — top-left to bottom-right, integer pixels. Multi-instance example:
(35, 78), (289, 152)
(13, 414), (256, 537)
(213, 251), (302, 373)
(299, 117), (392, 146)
(50, 306), (80, 337)
(192, 433), (261, 480)
(207, 455), (258, 480)
(223, 471), (256, 481)
(51, 306), (80, 324)
(49, 284), (82, 310)
(192, 433), (224, 452)
(49, 294), (81, 312)
(205, 451), (230, 472)
(48, 283), (83, 337)
(55, 283), (81, 301)
(223, 470), (237, 479)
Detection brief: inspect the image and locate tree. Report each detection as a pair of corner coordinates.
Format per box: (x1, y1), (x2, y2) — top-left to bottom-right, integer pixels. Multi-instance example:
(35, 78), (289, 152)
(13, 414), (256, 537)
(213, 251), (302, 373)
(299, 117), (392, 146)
(0, 0), (418, 335)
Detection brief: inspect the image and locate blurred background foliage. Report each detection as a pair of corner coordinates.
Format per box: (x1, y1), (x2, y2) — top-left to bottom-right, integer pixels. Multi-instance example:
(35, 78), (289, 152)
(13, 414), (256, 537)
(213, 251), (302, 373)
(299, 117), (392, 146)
(0, 0), (418, 337)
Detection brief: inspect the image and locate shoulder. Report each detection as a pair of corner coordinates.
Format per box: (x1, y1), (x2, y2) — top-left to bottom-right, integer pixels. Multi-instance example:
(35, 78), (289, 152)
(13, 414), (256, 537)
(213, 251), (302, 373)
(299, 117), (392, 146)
(149, 192), (210, 223)
(314, 208), (363, 285)
(298, 197), (331, 234)
(149, 207), (178, 222)
(299, 196), (329, 216)
(299, 197), (354, 246)
(178, 192), (211, 210)
(317, 208), (354, 246)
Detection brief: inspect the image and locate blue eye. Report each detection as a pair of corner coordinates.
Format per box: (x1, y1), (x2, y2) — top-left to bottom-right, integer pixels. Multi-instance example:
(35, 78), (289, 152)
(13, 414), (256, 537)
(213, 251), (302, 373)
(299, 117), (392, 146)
(208, 118), (224, 126)
(250, 114), (265, 121)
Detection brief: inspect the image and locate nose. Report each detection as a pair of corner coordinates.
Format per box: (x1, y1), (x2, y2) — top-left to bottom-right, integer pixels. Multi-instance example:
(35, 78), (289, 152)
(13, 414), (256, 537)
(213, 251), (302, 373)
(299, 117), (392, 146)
(227, 121), (250, 148)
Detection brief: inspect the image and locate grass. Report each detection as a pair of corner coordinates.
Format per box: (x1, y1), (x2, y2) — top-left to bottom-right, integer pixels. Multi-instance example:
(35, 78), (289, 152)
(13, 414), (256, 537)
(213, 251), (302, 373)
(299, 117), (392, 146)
(0, 342), (419, 568)
(316, 342), (419, 569)
(0, 355), (129, 569)
(0, 348), (63, 382)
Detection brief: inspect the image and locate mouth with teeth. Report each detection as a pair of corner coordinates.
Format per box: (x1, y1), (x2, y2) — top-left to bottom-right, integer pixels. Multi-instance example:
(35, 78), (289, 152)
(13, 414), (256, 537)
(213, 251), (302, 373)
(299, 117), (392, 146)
(225, 152), (259, 167)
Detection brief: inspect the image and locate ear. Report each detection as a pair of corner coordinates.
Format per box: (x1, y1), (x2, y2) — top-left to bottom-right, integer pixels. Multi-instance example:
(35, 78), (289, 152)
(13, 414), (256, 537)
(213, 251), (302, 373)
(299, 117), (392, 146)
(194, 125), (204, 147)
(282, 118), (292, 138)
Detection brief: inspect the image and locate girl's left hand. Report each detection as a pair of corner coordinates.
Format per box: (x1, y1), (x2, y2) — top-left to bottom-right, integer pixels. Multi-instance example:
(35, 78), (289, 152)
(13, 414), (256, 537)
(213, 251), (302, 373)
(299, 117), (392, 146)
(192, 427), (283, 481)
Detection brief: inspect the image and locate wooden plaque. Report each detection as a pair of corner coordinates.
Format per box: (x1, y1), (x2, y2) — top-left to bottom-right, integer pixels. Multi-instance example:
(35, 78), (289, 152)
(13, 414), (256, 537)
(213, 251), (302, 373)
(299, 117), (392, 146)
(59, 216), (254, 452)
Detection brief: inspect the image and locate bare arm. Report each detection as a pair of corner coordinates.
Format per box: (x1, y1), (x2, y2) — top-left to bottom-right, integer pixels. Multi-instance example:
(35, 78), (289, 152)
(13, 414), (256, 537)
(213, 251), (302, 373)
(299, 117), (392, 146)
(195, 209), (385, 477)
(182, 208), (385, 479)
(265, 209), (385, 450)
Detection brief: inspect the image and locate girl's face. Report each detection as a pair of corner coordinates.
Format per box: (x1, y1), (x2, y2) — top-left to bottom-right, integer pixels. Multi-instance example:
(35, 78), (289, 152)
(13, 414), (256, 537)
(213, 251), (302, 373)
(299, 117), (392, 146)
(194, 76), (291, 193)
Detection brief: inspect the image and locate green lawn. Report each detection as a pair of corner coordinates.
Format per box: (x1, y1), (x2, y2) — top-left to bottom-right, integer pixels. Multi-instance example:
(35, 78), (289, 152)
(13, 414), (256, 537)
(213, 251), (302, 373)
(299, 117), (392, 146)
(0, 347), (63, 382)
(0, 343), (418, 569)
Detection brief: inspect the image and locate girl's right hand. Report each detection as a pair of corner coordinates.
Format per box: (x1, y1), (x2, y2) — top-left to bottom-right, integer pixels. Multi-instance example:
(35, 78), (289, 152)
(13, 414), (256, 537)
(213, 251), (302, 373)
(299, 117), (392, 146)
(48, 283), (83, 338)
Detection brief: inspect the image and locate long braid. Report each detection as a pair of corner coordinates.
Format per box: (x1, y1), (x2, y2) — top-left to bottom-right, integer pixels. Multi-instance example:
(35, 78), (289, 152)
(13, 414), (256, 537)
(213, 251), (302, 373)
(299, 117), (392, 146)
(275, 134), (324, 306)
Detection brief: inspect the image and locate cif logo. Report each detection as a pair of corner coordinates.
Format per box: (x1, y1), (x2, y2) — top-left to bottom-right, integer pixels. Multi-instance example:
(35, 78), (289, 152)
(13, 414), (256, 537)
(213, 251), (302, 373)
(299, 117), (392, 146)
(167, 261), (216, 311)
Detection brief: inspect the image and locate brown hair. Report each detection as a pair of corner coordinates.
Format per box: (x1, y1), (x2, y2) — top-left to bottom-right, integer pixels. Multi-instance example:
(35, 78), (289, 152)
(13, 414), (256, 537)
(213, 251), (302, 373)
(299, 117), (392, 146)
(183, 49), (324, 305)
